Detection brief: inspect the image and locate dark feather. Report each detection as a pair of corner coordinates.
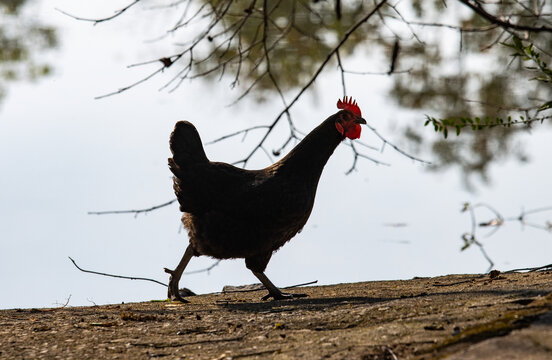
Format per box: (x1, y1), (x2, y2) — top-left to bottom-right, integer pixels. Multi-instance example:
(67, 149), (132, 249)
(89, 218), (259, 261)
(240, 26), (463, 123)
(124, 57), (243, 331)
(169, 114), (344, 270)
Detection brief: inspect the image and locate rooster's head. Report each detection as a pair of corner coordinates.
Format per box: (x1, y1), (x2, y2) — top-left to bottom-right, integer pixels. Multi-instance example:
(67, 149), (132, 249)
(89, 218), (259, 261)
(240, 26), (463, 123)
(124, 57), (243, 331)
(334, 96), (366, 140)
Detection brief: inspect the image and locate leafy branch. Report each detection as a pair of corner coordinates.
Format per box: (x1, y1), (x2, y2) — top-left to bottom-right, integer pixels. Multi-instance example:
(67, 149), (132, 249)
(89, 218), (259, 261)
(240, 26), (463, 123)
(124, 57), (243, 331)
(503, 36), (552, 111)
(426, 36), (552, 139)
(424, 114), (550, 138)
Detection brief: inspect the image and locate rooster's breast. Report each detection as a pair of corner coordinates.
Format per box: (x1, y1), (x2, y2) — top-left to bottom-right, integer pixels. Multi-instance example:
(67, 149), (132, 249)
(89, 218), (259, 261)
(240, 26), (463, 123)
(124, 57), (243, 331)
(184, 174), (317, 260)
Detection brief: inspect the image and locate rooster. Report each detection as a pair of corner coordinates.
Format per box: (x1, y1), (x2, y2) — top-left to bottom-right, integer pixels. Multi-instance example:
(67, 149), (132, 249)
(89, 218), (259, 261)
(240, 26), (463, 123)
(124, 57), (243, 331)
(165, 97), (366, 302)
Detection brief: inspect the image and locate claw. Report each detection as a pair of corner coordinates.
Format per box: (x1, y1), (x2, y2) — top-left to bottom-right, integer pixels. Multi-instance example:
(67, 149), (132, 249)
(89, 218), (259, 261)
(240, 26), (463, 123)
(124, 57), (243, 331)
(168, 285), (190, 303)
(166, 268), (190, 303)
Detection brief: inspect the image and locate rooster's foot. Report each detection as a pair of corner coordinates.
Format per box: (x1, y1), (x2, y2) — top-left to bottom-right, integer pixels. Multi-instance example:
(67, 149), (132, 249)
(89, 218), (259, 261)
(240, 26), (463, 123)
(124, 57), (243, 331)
(252, 271), (309, 301)
(262, 292), (308, 301)
(165, 267), (190, 303)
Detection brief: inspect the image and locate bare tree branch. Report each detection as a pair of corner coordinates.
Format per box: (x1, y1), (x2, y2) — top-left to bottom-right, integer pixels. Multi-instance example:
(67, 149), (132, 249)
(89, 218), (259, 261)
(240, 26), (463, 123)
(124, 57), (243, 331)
(345, 141), (390, 175)
(234, 0), (389, 167)
(336, 49), (347, 98)
(66, 0), (435, 174)
(364, 122), (431, 164)
(70, 256), (223, 286)
(88, 199), (177, 217)
(56, 0), (142, 25)
(504, 263), (552, 273)
(343, 69), (411, 75)
(95, 65), (167, 100)
(457, 0), (552, 33)
(386, 2), (424, 44)
(460, 202), (552, 271)
(68, 256), (168, 287)
(182, 260), (221, 274)
(204, 125), (271, 145)
(396, 20), (498, 32)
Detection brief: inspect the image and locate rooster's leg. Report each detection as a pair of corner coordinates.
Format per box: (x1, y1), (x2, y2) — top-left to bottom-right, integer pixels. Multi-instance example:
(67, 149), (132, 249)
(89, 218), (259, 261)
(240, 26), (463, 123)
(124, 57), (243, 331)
(252, 271), (308, 301)
(164, 244), (194, 303)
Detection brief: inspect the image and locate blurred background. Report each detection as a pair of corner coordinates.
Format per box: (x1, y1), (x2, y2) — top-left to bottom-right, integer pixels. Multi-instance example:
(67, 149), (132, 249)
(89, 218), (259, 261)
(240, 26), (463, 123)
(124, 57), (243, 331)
(1, 0), (551, 309)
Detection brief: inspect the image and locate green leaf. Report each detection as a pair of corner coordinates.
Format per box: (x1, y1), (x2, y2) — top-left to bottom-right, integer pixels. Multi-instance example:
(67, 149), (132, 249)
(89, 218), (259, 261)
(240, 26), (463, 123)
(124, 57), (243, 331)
(513, 36), (522, 49)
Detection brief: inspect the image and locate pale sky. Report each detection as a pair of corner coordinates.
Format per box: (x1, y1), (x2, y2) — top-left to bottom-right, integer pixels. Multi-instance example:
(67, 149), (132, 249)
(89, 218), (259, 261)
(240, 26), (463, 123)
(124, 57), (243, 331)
(1, 0), (551, 309)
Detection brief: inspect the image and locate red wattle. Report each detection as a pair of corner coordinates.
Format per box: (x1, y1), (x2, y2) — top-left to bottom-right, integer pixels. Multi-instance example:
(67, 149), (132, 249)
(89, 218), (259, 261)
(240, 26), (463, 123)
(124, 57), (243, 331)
(345, 124), (361, 139)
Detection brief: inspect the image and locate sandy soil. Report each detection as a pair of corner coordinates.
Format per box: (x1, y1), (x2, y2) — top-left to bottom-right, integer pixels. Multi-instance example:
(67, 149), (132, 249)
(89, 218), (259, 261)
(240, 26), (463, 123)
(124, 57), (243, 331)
(1, 271), (551, 359)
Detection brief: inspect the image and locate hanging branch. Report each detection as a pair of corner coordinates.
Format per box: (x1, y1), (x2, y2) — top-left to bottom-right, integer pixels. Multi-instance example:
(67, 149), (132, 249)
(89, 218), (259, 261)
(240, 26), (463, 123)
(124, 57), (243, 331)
(388, 39), (400, 75)
(204, 125), (271, 145)
(345, 141), (391, 175)
(55, 0), (142, 25)
(233, 0), (389, 168)
(364, 121), (430, 164)
(64, 0), (435, 173)
(336, 49), (347, 98)
(81, 0), (439, 228)
(457, 0), (552, 33)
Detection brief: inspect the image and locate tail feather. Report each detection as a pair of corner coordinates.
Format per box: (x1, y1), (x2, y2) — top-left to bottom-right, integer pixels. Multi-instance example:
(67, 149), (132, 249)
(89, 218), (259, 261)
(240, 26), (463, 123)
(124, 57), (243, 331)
(169, 121), (208, 167)
(168, 121), (209, 213)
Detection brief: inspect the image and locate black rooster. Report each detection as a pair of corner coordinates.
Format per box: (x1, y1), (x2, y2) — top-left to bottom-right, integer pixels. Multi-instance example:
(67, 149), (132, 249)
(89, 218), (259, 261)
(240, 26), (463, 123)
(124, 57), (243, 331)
(165, 97), (366, 302)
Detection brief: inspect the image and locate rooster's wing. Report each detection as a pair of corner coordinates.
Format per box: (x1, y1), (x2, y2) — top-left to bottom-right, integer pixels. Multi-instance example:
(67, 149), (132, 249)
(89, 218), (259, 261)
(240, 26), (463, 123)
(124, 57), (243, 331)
(168, 121), (258, 214)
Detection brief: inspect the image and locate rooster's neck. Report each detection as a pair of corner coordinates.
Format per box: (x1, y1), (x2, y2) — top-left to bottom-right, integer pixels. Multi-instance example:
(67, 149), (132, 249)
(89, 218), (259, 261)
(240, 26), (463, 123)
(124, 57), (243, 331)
(273, 115), (342, 178)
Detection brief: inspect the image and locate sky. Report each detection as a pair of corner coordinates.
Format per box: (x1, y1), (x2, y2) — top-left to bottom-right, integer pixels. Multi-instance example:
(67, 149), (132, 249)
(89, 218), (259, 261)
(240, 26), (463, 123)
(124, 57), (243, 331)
(1, 0), (551, 309)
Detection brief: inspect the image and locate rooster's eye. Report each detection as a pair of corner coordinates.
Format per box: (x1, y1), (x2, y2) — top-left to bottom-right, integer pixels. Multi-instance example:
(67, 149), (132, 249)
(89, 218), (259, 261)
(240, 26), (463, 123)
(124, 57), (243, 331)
(343, 112), (354, 122)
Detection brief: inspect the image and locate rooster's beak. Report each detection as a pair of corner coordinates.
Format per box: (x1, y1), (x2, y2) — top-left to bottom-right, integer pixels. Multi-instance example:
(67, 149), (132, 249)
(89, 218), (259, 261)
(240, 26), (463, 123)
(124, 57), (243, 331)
(355, 118), (367, 125)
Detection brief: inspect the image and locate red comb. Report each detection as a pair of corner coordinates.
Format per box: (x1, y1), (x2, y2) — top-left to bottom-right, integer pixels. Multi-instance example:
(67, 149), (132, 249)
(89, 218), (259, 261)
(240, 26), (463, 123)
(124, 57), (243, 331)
(337, 96), (362, 117)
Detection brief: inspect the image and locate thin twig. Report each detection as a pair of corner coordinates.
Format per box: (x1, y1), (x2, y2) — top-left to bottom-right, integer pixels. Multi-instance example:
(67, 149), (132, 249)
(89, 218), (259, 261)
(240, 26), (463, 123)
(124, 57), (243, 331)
(68, 256), (168, 287)
(221, 280), (318, 294)
(95, 66), (166, 99)
(282, 279), (318, 289)
(53, 295), (72, 308)
(390, 17), (498, 32)
(88, 199), (177, 216)
(336, 49), (347, 98)
(56, 0), (141, 25)
(184, 260), (221, 275)
(457, 0), (552, 33)
(205, 125), (271, 145)
(364, 122), (431, 164)
(386, 2), (424, 44)
(343, 69), (411, 75)
(503, 263), (552, 273)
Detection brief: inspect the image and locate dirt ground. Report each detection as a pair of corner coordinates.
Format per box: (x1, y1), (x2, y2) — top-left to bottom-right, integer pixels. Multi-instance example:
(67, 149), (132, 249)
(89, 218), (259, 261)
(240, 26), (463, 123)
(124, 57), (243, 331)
(1, 271), (552, 359)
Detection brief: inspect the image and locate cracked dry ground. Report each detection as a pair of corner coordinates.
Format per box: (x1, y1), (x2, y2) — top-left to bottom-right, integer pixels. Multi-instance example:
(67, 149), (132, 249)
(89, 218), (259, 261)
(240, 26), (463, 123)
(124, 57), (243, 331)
(1, 271), (552, 359)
